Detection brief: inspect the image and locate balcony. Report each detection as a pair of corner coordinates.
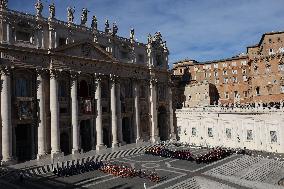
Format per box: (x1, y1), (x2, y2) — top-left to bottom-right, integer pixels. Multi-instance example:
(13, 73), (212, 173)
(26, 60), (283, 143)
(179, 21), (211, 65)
(79, 97), (93, 115)
(15, 97), (34, 120)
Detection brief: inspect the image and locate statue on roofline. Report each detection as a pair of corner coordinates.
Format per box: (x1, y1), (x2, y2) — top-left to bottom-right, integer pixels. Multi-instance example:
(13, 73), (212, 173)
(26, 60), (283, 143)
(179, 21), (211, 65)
(112, 22), (118, 36)
(105, 19), (110, 33)
(67, 6), (75, 23)
(130, 28), (135, 40)
(147, 33), (152, 44)
(81, 8), (89, 25)
(49, 3), (55, 19)
(35, 0), (43, 17)
(91, 15), (98, 30)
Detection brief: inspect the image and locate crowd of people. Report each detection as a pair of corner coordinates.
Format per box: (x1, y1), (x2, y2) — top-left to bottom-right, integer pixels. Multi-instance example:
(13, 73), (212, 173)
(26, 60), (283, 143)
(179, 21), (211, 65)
(52, 160), (160, 182)
(53, 160), (103, 177)
(100, 162), (160, 182)
(145, 146), (234, 164)
(145, 146), (194, 161)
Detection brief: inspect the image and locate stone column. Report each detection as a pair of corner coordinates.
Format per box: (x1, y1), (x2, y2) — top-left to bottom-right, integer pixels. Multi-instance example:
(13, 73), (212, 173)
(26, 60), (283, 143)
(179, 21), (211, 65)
(110, 75), (119, 148)
(134, 80), (142, 143)
(71, 72), (80, 154)
(50, 70), (62, 158)
(116, 81), (123, 144)
(1, 67), (14, 164)
(168, 84), (176, 141)
(95, 76), (105, 150)
(150, 78), (160, 143)
(36, 70), (47, 159)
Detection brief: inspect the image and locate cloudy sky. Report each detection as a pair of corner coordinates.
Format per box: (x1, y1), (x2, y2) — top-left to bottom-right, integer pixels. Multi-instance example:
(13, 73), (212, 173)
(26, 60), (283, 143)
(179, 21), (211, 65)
(9, 0), (284, 66)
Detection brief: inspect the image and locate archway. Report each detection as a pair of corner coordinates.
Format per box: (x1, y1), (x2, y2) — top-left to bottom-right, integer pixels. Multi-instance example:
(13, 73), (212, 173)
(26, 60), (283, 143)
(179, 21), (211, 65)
(60, 132), (70, 155)
(158, 106), (168, 141)
(15, 124), (33, 161)
(103, 128), (111, 147)
(122, 117), (131, 144)
(80, 120), (92, 152)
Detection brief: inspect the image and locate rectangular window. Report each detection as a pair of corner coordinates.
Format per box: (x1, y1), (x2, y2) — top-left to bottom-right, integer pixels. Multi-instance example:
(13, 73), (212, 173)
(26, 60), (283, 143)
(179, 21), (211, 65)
(243, 75), (247, 81)
(226, 128), (231, 139)
(279, 47), (284, 53)
(270, 131), (277, 143)
(223, 70), (227, 75)
(223, 63), (227, 67)
(281, 86), (284, 93)
(234, 91), (238, 98)
(16, 31), (31, 42)
(241, 60), (247, 66)
(215, 78), (219, 84)
(208, 128), (213, 137)
(266, 66), (271, 74)
(242, 69), (247, 74)
(225, 92), (229, 99)
(247, 130), (253, 140)
(269, 48), (275, 55)
(214, 64), (218, 69)
(224, 77), (228, 83)
(279, 64), (284, 71)
(192, 127), (196, 136)
(232, 62), (237, 66)
(214, 72), (218, 77)
(244, 91), (248, 98)
(232, 70), (237, 74)
(232, 77), (237, 83)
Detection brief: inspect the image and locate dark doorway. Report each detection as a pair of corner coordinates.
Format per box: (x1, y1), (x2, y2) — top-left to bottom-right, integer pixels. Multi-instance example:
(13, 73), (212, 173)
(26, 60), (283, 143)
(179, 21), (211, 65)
(103, 128), (110, 147)
(122, 117), (131, 144)
(79, 80), (89, 97)
(158, 106), (168, 141)
(15, 124), (33, 161)
(80, 120), (92, 152)
(60, 132), (70, 155)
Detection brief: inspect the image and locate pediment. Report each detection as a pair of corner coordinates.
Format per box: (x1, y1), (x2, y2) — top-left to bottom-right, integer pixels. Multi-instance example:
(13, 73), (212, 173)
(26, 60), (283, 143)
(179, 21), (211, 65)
(53, 41), (116, 62)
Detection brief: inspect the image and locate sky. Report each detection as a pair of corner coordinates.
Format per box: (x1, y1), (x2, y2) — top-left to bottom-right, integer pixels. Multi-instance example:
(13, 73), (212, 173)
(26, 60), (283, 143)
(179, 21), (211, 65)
(8, 0), (284, 67)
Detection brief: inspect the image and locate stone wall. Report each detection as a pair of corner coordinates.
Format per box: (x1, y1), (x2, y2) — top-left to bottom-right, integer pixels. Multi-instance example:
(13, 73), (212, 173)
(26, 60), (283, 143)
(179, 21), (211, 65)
(176, 107), (284, 153)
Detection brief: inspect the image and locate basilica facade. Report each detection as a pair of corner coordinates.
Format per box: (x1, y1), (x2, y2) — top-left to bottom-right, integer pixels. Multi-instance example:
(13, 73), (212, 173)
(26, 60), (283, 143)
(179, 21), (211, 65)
(0, 1), (175, 164)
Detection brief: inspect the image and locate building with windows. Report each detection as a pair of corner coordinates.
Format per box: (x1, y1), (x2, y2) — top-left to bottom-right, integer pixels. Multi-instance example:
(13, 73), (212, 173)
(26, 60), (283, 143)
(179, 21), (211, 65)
(0, 1), (175, 165)
(172, 31), (284, 106)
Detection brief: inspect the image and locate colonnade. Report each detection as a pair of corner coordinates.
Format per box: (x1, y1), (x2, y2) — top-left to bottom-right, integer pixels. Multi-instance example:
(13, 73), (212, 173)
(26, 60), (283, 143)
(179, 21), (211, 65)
(0, 68), (170, 164)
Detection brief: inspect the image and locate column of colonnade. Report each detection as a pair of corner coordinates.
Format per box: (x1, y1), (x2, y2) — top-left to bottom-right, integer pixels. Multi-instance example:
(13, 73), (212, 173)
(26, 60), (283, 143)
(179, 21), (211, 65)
(150, 77), (160, 143)
(71, 72), (80, 154)
(110, 75), (119, 148)
(134, 79), (142, 143)
(1, 67), (14, 165)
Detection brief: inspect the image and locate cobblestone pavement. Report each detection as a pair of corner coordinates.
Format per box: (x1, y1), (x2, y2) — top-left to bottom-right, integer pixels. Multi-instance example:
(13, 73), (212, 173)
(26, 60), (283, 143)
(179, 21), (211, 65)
(1, 145), (284, 189)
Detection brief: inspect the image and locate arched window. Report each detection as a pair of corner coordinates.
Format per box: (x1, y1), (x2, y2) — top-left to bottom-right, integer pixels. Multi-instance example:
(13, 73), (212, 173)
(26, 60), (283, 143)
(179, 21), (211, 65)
(15, 77), (30, 97)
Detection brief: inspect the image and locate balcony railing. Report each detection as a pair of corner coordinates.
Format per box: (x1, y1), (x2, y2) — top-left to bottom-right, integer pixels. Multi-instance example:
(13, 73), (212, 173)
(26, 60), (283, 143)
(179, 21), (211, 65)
(79, 97), (93, 114)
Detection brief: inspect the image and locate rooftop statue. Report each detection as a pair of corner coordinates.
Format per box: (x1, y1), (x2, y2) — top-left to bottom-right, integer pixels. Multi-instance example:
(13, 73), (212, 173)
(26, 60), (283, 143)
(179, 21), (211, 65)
(147, 33), (152, 44)
(35, 0), (43, 17)
(130, 28), (135, 41)
(112, 22), (118, 36)
(0, 0), (8, 9)
(67, 6), (75, 23)
(91, 15), (98, 30)
(105, 19), (110, 33)
(81, 8), (89, 25)
(49, 3), (55, 19)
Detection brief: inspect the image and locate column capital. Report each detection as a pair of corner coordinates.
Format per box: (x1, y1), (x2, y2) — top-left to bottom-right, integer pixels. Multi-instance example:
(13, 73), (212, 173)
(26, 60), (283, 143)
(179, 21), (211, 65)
(0, 66), (11, 76)
(50, 69), (61, 79)
(94, 73), (103, 83)
(150, 77), (158, 86)
(70, 70), (80, 81)
(109, 74), (119, 83)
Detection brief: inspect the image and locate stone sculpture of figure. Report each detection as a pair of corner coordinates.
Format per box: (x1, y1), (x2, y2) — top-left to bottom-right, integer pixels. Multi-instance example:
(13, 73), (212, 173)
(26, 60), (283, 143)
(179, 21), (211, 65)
(105, 19), (110, 33)
(130, 28), (135, 40)
(67, 6), (75, 23)
(112, 22), (118, 36)
(81, 8), (89, 25)
(91, 15), (98, 30)
(49, 3), (55, 19)
(35, 0), (43, 17)
(147, 33), (152, 44)
(0, 0), (8, 9)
